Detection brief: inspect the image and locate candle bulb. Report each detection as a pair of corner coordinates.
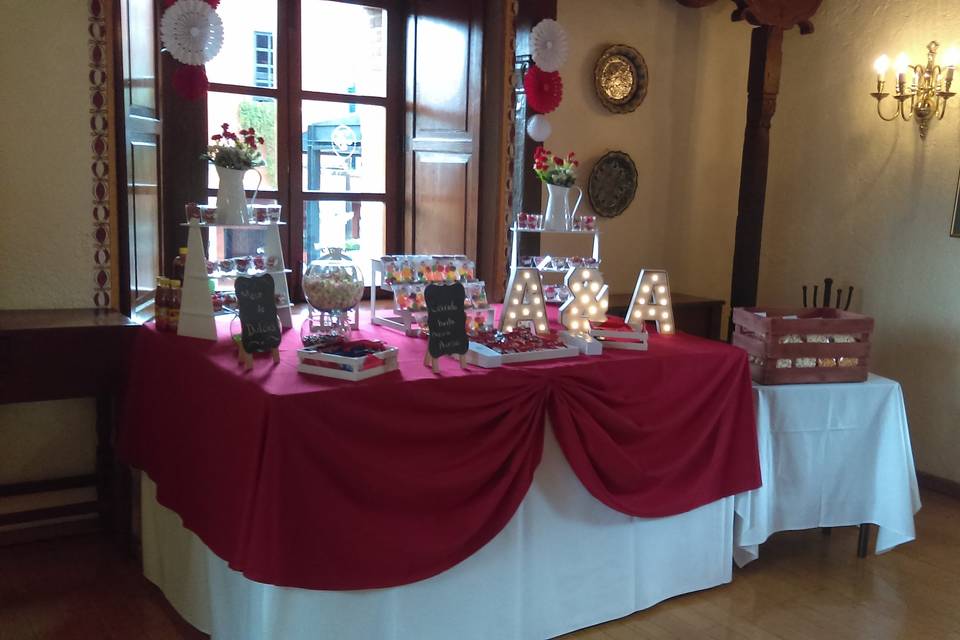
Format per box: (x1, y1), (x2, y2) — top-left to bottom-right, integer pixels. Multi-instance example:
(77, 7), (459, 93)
(944, 47), (958, 90)
(873, 54), (889, 82)
(894, 52), (909, 94)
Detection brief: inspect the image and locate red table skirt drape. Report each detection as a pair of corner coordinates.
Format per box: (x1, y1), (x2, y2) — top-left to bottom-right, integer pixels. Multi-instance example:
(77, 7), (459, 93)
(120, 309), (759, 590)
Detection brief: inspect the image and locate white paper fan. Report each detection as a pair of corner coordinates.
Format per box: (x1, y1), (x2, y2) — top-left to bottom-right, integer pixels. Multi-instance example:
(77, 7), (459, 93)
(531, 19), (569, 72)
(161, 0), (224, 66)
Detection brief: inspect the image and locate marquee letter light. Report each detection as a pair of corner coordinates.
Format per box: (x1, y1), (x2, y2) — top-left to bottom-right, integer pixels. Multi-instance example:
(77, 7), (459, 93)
(560, 267), (609, 333)
(625, 269), (675, 335)
(500, 268), (549, 334)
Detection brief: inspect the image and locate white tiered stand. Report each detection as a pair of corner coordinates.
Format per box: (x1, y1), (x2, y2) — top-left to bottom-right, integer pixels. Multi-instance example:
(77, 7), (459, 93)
(368, 259), (494, 336)
(508, 224), (601, 280)
(178, 221), (293, 340)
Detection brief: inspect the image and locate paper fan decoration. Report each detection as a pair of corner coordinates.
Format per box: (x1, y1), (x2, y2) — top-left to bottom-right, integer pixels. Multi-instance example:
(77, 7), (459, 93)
(172, 64), (210, 101)
(160, 0), (224, 66)
(523, 64), (563, 114)
(531, 19), (569, 72)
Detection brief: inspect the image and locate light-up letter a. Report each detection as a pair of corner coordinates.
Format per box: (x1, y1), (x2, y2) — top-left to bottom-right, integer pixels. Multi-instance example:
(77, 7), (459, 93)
(626, 269), (675, 335)
(560, 267), (608, 333)
(500, 268), (549, 334)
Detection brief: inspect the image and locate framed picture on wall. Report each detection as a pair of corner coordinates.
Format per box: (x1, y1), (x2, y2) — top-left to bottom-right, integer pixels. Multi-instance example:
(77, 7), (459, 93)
(952, 171), (960, 237)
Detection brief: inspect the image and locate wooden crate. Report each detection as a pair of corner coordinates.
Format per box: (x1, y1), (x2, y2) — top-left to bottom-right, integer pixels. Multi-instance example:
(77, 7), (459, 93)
(732, 307), (874, 385)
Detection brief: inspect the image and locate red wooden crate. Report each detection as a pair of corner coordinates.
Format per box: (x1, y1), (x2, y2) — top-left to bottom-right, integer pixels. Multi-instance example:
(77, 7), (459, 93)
(732, 307), (874, 385)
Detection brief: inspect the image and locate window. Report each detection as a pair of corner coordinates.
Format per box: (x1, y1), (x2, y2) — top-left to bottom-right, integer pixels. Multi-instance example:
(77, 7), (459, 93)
(204, 0), (401, 291)
(253, 31), (274, 91)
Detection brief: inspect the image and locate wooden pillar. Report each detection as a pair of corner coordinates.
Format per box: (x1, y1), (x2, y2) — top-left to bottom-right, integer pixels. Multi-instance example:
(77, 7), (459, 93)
(729, 25), (783, 310)
(674, 0), (821, 328)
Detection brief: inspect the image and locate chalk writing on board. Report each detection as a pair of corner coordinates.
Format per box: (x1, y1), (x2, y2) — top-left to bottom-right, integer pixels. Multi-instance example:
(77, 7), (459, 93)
(425, 283), (468, 359)
(235, 274), (282, 354)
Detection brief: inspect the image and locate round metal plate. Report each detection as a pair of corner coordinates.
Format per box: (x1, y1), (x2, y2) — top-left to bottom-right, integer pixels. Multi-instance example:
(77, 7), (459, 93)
(588, 151), (638, 218)
(593, 45), (648, 113)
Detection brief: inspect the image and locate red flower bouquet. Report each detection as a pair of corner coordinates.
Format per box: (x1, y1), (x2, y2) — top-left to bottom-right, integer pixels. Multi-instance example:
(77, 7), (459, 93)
(202, 123), (265, 170)
(533, 146), (578, 187)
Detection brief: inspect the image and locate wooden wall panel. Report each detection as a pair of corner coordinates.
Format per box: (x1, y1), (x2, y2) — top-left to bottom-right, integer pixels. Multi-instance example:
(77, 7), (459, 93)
(412, 152), (469, 253)
(405, 0), (482, 257)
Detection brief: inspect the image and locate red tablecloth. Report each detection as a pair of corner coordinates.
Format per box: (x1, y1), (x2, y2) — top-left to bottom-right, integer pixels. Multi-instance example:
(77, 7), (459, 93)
(120, 307), (759, 590)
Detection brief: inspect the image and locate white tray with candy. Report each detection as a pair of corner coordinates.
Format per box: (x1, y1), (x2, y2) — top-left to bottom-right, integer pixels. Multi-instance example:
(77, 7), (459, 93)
(465, 328), (580, 368)
(297, 339), (399, 381)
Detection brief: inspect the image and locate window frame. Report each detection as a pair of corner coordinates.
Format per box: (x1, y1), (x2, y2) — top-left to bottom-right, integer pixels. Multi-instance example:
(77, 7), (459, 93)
(253, 31), (275, 90)
(203, 0), (404, 301)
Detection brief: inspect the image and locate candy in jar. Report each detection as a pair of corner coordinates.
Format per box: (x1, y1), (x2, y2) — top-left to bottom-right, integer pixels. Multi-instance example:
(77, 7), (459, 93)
(302, 248), (364, 341)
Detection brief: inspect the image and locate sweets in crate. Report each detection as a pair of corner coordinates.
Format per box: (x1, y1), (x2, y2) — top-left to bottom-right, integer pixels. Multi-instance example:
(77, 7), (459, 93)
(732, 307), (874, 384)
(770, 333), (859, 368)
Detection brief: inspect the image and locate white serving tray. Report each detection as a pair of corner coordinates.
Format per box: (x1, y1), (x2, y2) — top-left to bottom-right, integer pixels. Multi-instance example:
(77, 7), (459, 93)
(591, 327), (649, 351)
(465, 341), (580, 368)
(297, 345), (399, 381)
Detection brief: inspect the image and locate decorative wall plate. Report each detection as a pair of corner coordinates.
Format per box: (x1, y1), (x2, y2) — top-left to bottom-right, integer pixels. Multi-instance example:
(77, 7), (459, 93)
(593, 45), (648, 113)
(588, 151), (638, 218)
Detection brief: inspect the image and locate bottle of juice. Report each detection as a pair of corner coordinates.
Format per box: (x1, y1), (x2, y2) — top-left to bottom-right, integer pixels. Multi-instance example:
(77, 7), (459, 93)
(168, 280), (182, 332)
(172, 247), (188, 284)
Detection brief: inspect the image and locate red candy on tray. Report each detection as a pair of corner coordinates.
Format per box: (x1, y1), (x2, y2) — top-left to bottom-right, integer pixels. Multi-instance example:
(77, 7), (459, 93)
(300, 339), (391, 372)
(469, 327), (565, 353)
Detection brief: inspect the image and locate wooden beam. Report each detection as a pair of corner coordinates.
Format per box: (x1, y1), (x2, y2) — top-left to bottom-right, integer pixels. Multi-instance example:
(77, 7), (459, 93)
(729, 25), (783, 310)
(676, 1), (822, 326)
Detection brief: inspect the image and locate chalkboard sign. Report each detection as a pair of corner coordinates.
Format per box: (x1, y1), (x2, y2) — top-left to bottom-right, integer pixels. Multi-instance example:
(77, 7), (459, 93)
(425, 282), (468, 359)
(235, 274), (282, 354)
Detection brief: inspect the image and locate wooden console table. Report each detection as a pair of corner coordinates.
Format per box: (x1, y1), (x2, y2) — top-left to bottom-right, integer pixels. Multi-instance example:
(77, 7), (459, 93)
(0, 309), (139, 542)
(608, 292), (725, 341)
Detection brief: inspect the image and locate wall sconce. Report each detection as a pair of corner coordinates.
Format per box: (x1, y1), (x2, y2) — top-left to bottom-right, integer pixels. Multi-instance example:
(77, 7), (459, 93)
(871, 41), (957, 139)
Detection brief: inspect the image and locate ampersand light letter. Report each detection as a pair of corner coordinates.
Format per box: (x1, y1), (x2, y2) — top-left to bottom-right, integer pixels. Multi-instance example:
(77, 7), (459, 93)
(560, 267), (608, 333)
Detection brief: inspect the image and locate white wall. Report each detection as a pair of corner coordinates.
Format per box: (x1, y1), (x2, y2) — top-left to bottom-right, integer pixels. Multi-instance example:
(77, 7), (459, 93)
(760, 0), (960, 482)
(0, 0), (97, 521)
(548, 0), (748, 300)
(0, 0), (97, 310)
(554, 0), (960, 484)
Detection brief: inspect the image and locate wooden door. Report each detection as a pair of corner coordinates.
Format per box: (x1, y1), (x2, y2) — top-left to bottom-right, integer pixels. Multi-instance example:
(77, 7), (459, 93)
(404, 0), (483, 256)
(116, 0), (162, 315)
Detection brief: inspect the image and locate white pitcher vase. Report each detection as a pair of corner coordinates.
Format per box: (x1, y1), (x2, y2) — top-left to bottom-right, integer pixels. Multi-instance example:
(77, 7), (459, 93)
(543, 183), (583, 231)
(215, 165), (262, 225)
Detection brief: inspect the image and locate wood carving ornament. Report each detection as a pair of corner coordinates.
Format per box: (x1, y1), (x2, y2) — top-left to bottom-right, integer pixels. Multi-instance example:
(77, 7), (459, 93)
(674, 0), (822, 34)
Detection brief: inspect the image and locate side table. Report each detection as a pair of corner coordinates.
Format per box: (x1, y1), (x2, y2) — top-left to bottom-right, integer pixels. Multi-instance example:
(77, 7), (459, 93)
(733, 374), (921, 565)
(0, 309), (139, 543)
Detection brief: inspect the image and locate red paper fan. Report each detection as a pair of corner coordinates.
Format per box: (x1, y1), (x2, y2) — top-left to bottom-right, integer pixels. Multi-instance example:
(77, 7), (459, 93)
(524, 64), (563, 114)
(172, 64), (209, 101)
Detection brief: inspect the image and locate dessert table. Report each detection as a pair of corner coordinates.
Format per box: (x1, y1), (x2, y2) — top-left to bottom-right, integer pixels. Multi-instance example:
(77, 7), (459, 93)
(120, 308), (760, 639)
(733, 374), (921, 566)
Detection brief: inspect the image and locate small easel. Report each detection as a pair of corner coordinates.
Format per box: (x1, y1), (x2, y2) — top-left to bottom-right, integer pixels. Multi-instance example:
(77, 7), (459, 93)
(233, 334), (280, 370)
(423, 350), (467, 374)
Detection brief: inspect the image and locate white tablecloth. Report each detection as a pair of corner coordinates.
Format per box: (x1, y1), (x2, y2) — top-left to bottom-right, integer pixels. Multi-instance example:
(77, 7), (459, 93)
(733, 374), (921, 567)
(142, 426), (735, 640)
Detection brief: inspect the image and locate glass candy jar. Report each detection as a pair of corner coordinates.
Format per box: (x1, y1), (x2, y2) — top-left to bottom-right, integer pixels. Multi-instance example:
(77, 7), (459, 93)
(301, 248), (364, 342)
